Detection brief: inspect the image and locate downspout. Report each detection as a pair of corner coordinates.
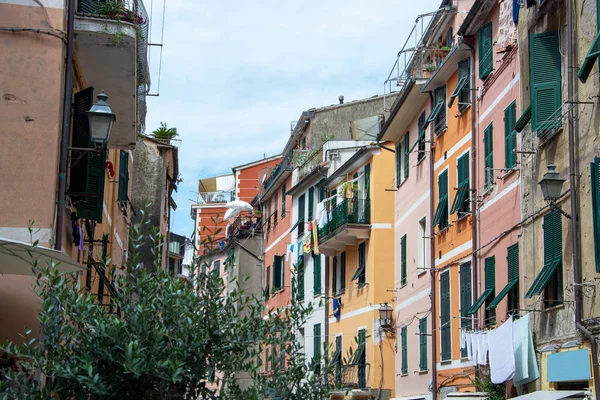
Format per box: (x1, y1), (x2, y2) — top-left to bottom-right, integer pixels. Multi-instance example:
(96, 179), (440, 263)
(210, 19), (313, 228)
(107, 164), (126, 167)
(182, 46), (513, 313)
(55, 0), (76, 250)
(567, 1), (600, 397)
(324, 254), (329, 375)
(427, 91), (438, 400)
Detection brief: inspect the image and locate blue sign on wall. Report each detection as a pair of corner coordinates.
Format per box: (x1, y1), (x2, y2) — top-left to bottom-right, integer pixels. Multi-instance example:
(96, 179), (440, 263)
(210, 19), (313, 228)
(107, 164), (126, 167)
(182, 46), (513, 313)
(547, 349), (591, 382)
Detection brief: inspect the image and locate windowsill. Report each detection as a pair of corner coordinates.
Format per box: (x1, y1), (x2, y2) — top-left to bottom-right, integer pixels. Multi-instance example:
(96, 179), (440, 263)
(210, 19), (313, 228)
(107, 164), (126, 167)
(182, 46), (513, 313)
(482, 185), (495, 198)
(418, 369), (429, 374)
(397, 179), (408, 190)
(400, 282), (408, 289)
(500, 168), (518, 180)
(435, 126), (448, 137)
(457, 104), (472, 116)
(400, 373), (409, 377)
(543, 303), (565, 313)
(441, 360), (452, 365)
(438, 226), (450, 235)
(416, 156), (426, 166)
(357, 282), (368, 289)
(333, 289), (345, 297)
(455, 212), (470, 223)
(417, 268), (428, 276)
(538, 127), (563, 149)
(314, 293), (322, 299)
(272, 287), (285, 295)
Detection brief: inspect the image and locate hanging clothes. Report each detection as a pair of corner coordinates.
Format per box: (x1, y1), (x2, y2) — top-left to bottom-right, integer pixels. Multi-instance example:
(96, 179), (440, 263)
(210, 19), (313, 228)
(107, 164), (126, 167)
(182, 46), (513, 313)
(488, 316), (516, 384)
(465, 332), (473, 361)
(476, 331), (489, 365)
(471, 332), (480, 364)
(312, 220), (319, 255)
(286, 243), (294, 262)
(513, 314), (540, 386)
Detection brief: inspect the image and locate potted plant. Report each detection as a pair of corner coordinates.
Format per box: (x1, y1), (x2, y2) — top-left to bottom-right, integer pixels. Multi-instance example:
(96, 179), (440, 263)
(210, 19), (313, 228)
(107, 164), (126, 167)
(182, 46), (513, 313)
(152, 122), (178, 142)
(423, 63), (436, 72)
(338, 181), (358, 199)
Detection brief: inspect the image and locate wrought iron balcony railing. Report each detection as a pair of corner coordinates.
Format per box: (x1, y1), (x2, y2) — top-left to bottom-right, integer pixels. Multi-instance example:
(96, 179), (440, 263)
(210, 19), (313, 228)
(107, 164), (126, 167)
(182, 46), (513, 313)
(317, 198), (370, 241)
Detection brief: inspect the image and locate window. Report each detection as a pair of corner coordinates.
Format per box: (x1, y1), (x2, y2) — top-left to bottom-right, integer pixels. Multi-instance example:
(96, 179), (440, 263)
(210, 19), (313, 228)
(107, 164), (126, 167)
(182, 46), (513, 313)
(352, 242), (367, 285)
(273, 193), (278, 226)
(459, 262), (472, 357)
(526, 210), (563, 308)
(396, 141), (402, 187)
(440, 271), (451, 362)
(313, 254), (321, 295)
(504, 101), (518, 169)
(417, 111), (426, 162)
(419, 317), (427, 371)
(356, 328), (367, 388)
(401, 326), (408, 375)
(403, 133), (409, 180)
(451, 152), (470, 216)
(281, 185), (286, 218)
(334, 335), (343, 384)
(484, 123), (494, 189)
(265, 266), (270, 298)
(478, 22), (493, 79)
(272, 255), (284, 292)
(118, 150), (129, 202)
(308, 187), (314, 220)
(333, 252), (346, 295)
(507, 244), (520, 315)
(267, 200), (272, 230)
(297, 256), (305, 301)
(302, 136), (307, 150)
(591, 157), (600, 272)
(484, 257), (496, 326)
(313, 323), (321, 372)
(400, 235), (407, 286)
(434, 86), (447, 134)
(433, 170), (449, 230)
(418, 217), (426, 271)
(297, 194), (305, 236)
(446, 27), (453, 48)
(530, 31), (562, 133)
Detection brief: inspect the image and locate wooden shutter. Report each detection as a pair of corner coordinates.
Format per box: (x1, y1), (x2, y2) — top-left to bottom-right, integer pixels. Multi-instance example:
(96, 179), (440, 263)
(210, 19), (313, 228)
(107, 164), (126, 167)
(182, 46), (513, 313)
(439, 170), (449, 228)
(403, 134), (409, 179)
(118, 150), (129, 202)
(508, 244), (519, 282)
(364, 163), (370, 198)
(459, 262), (472, 329)
(592, 158), (600, 272)
(298, 194), (305, 235)
(313, 255), (321, 295)
(396, 142), (401, 187)
(401, 235), (407, 286)
(544, 210), (562, 266)
(530, 32), (562, 132)
(358, 242), (366, 284)
(485, 257), (496, 291)
(78, 149), (107, 223)
(340, 251), (346, 291)
(484, 124), (494, 188)
(504, 102), (517, 169)
(273, 255), (282, 291)
(419, 318), (427, 370)
(265, 266), (270, 297)
(332, 256), (337, 294)
(69, 87), (94, 200)
(479, 22), (493, 79)
(281, 185), (286, 217)
(401, 326), (408, 374)
(440, 272), (451, 361)
(314, 324), (321, 359)
(308, 187), (314, 220)
(434, 86), (447, 132)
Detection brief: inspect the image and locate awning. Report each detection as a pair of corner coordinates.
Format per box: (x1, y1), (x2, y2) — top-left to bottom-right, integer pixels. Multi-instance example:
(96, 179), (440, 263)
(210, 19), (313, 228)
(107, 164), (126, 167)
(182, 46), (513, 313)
(0, 238), (84, 275)
(511, 390), (587, 400)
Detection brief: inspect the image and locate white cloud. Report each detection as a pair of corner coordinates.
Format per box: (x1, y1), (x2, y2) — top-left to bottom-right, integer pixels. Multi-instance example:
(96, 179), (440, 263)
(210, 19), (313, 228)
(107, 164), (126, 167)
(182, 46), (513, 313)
(144, 0), (442, 235)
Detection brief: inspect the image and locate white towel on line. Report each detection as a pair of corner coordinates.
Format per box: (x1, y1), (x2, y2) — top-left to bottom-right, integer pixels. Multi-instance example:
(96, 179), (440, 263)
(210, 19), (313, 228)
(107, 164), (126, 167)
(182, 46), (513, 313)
(488, 316), (515, 384)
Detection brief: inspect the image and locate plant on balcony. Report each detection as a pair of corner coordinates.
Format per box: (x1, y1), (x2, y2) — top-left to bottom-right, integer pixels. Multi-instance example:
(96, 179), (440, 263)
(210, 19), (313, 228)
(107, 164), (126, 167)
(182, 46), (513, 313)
(338, 181), (358, 199)
(152, 122), (178, 142)
(423, 63), (436, 72)
(0, 212), (352, 399)
(95, 0), (145, 25)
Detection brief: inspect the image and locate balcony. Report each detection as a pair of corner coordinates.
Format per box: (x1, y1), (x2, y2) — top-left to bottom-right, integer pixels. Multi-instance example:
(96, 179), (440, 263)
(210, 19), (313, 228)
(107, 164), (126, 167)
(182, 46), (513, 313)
(261, 151), (293, 199)
(74, 0), (149, 149)
(317, 198), (370, 256)
(198, 191), (234, 205)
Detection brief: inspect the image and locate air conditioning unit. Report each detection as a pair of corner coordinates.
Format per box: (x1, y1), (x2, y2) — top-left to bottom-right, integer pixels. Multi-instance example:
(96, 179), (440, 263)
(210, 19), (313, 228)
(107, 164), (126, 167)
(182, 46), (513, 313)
(329, 151), (340, 161)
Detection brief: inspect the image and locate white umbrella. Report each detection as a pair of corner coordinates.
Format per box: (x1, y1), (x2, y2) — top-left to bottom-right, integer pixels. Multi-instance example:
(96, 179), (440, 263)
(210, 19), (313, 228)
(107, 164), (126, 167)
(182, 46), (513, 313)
(225, 200), (253, 212)
(224, 208), (241, 220)
(0, 238), (84, 276)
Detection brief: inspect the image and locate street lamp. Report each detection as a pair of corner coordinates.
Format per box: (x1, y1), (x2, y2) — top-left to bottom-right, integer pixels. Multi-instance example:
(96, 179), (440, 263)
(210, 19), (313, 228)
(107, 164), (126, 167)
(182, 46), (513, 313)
(87, 91), (116, 146)
(539, 164), (566, 203)
(379, 302), (393, 330)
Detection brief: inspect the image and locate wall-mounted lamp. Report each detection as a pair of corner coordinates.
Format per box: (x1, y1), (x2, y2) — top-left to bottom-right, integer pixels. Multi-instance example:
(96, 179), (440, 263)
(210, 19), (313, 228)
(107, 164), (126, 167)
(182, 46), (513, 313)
(87, 91), (116, 146)
(379, 302), (394, 334)
(539, 164), (565, 203)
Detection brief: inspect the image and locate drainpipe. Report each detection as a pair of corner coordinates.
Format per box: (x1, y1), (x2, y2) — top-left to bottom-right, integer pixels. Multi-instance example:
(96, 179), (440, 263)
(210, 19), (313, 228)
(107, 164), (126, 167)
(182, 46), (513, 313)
(567, 1), (600, 398)
(427, 91), (438, 400)
(55, 0), (76, 250)
(324, 254), (329, 371)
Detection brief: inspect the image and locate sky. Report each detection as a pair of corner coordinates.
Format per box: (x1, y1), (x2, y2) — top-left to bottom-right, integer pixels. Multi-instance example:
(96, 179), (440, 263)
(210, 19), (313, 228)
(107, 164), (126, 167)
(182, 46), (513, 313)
(144, 0), (441, 238)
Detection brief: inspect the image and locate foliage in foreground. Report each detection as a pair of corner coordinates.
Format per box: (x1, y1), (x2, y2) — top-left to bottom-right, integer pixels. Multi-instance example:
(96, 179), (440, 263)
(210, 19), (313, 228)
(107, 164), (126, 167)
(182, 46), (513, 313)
(0, 211), (343, 399)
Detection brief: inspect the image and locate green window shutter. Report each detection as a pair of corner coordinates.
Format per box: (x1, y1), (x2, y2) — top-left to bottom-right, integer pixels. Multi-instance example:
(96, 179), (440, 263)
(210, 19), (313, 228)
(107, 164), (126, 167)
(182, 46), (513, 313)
(592, 158), (600, 272)
(78, 149), (107, 223)
(281, 185), (286, 217)
(504, 101), (517, 169)
(118, 151), (129, 202)
(298, 194), (305, 235)
(298, 260), (304, 301)
(451, 153), (470, 214)
(332, 256), (337, 295)
(313, 255), (321, 295)
(265, 347), (270, 371)
(434, 170), (449, 229)
(434, 86), (447, 134)
(69, 87), (94, 201)
(424, 101), (443, 129)
(265, 266), (270, 298)
(403, 134), (409, 179)
(419, 318), (427, 371)
(478, 22), (493, 79)
(308, 187), (314, 220)
(485, 256), (496, 291)
(401, 326), (408, 374)
(530, 32), (562, 132)
(364, 163), (370, 198)
(459, 262), (472, 329)
(440, 272), (451, 361)
(401, 235), (407, 286)
(526, 210), (562, 297)
(314, 323), (321, 360)
(274, 255), (283, 291)
(484, 123), (494, 189)
(352, 242), (367, 284)
(396, 142), (401, 187)
(488, 244), (520, 310)
(577, 31), (600, 83)
(340, 251), (346, 290)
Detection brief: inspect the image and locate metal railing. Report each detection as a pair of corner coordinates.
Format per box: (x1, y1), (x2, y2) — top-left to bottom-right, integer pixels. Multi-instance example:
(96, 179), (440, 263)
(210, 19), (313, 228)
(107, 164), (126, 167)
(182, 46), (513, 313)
(317, 198), (370, 241)
(228, 215), (261, 238)
(76, 0), (149, 135)
(198, 191), (234, 204)
(262, 151), (293, 194)
(340, 363), (370, 389)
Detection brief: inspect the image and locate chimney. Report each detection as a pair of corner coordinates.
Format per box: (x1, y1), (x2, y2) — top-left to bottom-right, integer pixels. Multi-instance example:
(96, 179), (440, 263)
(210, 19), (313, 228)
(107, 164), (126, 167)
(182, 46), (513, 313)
(338, 95), (344, 105)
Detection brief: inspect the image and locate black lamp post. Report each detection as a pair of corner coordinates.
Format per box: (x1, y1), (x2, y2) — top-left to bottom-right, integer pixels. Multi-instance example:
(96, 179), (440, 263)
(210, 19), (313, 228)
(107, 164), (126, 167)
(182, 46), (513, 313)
(87, 91), (116, 146)
(539, 164), (566, 202)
